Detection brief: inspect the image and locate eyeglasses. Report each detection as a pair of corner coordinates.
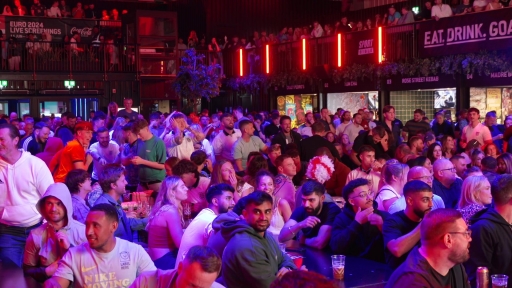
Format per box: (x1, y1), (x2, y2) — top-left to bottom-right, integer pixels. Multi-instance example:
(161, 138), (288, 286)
(448, 229), (472, 239)
(441, 167), (456, 172)
(350, 190), (374, 199)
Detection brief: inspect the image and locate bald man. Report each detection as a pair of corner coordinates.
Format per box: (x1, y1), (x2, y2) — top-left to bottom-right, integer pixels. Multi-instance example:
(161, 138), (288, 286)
(432, 159), (463, 209)
(386, 209), (471, 287)
(387, 166), (445, 214)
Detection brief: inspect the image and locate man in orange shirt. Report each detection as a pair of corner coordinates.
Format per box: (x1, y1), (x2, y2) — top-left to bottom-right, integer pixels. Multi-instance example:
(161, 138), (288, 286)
(51, 122), (94, 183)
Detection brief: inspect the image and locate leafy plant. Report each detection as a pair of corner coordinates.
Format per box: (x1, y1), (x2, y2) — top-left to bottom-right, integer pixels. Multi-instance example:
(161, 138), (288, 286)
(172, 49), (222, 107)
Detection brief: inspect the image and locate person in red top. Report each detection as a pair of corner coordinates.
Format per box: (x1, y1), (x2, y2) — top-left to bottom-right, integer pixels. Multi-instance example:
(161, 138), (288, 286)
(50, 121), (93, 183)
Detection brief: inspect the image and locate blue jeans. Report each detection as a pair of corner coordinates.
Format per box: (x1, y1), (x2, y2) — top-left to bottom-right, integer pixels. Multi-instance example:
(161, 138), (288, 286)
(0, 222), (41, 267)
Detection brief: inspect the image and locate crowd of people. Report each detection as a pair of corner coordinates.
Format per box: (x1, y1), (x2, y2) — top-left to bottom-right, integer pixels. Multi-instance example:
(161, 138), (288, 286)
(0, 98), (512, 287)
(2, 0), (125, 19)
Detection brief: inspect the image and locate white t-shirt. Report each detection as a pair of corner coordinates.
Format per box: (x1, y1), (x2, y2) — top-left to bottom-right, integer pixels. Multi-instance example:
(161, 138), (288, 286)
(175, 208), (217, 267)
(462, 123), (492, 147)
(344, 123), (364, 143)
(346, 168), (381, 195)
(431, 4), (453, 18)
(375, 184), (400, 212)
(54, 237), (156, 288)
(473, 0), (487, 7)
(335, 121), (351, 138)
(297, 125), (312, 137)
(163, 132), (195, 160)
(89, 141), (120, 180)
(211, 129), (242, 161)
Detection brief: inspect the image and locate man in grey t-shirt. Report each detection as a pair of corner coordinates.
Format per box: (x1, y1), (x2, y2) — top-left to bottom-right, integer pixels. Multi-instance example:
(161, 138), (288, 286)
(397, 6), (415, 25)
(116, 98), (139, 122)
(43, 204), (156, 288)
(233, 120), (268, 171)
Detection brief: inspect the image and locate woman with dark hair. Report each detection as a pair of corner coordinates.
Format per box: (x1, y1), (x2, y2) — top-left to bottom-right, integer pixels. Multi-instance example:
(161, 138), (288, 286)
(426, 142), (443, 164)
(497, 153), (512, 174)
(325, 131), (336, 144)
(484, 143), (499, 158)
(441, 135), (456, 159)
(407, 155), (433, 174)
(243, 152), (268, 187)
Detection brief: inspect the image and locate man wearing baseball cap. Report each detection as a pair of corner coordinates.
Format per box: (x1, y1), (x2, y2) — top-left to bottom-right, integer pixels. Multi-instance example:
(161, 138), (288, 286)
(50, 121), (94, 183)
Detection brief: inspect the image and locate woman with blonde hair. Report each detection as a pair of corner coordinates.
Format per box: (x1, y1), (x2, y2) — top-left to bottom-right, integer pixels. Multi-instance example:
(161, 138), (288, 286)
(146, 176), (188, 270)
(375, 159), (409, 212)
(210, 159), (253, 202)
(255, 170), (291, 236)
(457, 175), (492, 225)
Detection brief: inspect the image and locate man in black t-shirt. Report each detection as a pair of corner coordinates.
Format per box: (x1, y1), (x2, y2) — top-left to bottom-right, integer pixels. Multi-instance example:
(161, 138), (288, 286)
(386, 209), (470, 288)
(279, 180), (341, 250)
(383, 180), (433, 269)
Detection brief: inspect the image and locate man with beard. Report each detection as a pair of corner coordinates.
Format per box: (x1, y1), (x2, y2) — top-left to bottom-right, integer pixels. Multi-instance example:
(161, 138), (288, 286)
(23, 183), (87, 282)
(402, 109), (431, 142)
(335, 110), (351, 139)
(221, 191), (297, 288)
(51, 121), (94, 183)
(298, 112), (315, 137)
(175, 184), (235, 267)
(279, 180), (340, 250)
(212, 113), (241, 162)
(234, 120), (268, 171)
(271, 116), (302, 156)
(383, 180), (433, 269)
(464, 174), (512, 287)
(22, 122), (51, 155)
(43, 204), (156, 288)
(330, 178), (387, 262)
(55, 112), (77, 146)
(386, 209), (471, 287)
(88, 127), (119, 183)
(408, 136), (424, 157)
(344, 113), (364, 144)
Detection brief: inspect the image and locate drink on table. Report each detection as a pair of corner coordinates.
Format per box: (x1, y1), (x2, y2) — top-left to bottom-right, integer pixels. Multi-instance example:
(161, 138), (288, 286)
(491, 275), (508, 288)
(476, 267), (489, 288)
(331, 255), (345, 280)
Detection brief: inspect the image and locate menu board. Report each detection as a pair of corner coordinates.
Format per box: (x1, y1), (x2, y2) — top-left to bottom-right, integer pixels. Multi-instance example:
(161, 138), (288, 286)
(277, 94), (316, 128)
(486, 88), (502, 119)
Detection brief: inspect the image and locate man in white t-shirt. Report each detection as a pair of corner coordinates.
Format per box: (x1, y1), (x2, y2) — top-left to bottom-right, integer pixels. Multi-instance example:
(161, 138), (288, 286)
(163, 112), (205, 160)
(344, 113), (365, 144)
(233, 120), (268, 171)
(431, 0), (453, 20)
(175, 184), (235, 267)
(43, 203), (156, 288)
(88, 127), (119, 182)
(212, 113), (242, 162)
(460, 107), (493, 150)
(298, 112), (315, 137)
(335, 111), (352, 139)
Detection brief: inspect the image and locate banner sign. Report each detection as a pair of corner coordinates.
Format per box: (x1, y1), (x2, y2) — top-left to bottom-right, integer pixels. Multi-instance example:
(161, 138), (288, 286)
(345, 29), (378, 65)
(418, 8), (512, 58)
(323, 78), (377, 93)
(465, 71), (512, 87)
(2, 16), (97, 42)
(383, 74), (456, 90)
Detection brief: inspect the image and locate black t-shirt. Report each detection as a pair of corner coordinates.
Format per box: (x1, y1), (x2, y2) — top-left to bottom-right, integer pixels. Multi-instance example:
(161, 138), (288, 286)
(383, 210), (420, 269)
(290, 202), (340, 239)
(386, 247), (470, 288)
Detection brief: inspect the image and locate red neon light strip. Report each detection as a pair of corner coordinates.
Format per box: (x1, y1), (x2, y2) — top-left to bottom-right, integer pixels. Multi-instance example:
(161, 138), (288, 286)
(337, 33), (342, 67)
(266, 45), (269, 74)
(302, 39), (306, 70)
(378, 27), (383, 63)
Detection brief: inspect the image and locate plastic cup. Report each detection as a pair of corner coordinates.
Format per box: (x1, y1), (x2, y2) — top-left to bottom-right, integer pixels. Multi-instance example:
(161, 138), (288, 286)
(491, 275), (508, 288)
(331, 255), (345, 280)
(291, 255), (303, 268)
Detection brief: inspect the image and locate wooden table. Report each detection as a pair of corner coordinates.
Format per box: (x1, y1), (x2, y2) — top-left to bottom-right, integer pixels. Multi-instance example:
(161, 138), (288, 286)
(285, 241), (392, 288)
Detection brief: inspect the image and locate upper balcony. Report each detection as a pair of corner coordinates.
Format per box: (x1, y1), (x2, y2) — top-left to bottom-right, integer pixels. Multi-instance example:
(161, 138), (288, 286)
(219, 7), (512, 78)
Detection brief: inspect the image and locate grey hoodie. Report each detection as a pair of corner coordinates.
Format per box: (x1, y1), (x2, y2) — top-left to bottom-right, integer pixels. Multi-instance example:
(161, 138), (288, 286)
(23, 183), (87, 282)
(206, 211), (240, 259)
(221, 219), (296, 288)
